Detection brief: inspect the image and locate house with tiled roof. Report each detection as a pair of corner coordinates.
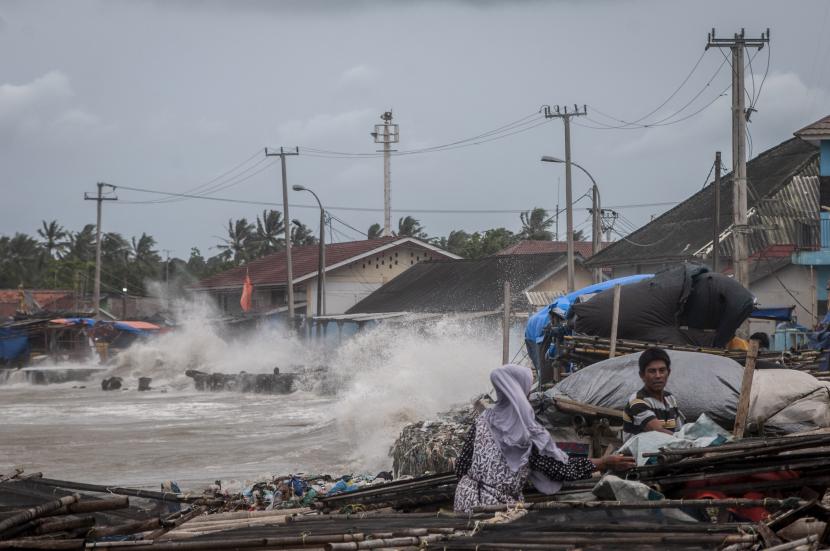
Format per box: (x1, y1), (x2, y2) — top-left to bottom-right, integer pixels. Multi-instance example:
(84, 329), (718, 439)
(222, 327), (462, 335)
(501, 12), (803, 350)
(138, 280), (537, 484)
(587, 118), (829, 331)
(0, 288), (76, 319)
(494, 240), (595, 259)
(345, 252), (593, 317)
(189, 237), (460, 315)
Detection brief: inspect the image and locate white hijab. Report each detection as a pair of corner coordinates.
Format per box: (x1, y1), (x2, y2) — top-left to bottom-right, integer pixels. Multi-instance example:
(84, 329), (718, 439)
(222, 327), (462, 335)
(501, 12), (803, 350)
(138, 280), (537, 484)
(487, 364), (569, 494)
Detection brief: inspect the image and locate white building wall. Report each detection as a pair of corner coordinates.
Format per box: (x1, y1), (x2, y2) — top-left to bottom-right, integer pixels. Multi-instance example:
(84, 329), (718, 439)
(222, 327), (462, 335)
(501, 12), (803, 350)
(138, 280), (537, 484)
(749, 263), (816, 336)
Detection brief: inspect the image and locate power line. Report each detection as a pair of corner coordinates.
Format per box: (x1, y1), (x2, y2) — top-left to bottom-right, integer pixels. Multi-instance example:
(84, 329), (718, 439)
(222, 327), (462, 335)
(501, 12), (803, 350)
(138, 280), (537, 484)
(585, 55), (728, 130)
(136, 150), (265, 204)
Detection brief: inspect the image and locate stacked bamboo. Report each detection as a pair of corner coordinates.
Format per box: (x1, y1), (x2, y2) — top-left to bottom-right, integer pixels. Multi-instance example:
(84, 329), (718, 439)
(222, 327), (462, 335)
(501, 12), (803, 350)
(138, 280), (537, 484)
(317, 473), (458, 513)
(559, 335), (823, 370)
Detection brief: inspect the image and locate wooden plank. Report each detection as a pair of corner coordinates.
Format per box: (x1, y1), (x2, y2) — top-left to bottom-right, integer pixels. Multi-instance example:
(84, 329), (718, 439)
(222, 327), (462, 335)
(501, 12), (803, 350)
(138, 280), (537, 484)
(608, 284), (621, 358)
(733, 339), (760, 438)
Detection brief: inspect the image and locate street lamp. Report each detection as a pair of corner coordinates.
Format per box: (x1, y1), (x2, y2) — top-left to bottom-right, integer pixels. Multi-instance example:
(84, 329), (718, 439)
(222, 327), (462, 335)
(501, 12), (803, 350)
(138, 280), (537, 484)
(292, 185), (326, 328)
(541, 156), (602, 284)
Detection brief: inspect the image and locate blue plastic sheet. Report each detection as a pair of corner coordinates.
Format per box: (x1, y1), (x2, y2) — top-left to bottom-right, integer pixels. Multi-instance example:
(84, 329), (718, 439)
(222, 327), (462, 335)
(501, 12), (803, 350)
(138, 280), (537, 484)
(0, 328), (29, 361)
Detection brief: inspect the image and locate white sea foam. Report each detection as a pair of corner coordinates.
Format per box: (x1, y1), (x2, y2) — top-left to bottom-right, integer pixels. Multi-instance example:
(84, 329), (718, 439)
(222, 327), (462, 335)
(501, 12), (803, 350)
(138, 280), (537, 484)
(1, 296), (506, 480)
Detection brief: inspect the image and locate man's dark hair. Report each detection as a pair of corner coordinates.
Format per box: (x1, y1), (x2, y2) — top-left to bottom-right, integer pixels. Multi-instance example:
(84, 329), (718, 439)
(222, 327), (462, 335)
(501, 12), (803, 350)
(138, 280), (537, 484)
(750, 332), (770, 349)
(639, 348), (671, 375)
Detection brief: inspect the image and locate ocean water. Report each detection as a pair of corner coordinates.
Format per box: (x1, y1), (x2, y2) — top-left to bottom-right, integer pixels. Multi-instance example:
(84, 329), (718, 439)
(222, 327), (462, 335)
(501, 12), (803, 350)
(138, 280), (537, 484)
(0, 301), (503, 489)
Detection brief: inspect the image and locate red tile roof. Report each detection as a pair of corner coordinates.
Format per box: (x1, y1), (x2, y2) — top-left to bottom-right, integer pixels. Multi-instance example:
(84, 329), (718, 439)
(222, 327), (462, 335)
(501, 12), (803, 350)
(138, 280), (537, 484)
(494, 240), (594, 258)
(190, 237), (454, 290)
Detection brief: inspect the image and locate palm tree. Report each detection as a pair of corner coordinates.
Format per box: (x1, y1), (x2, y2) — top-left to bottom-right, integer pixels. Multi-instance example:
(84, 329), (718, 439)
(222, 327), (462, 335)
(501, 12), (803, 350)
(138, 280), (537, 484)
(518, 208), (554, 241)
(217, 218), (254, 265)
(0, 233), (41, 287)
(37, 220), (68, 260)
(396, 216), (427, 239)
(66, 224), (96, 263)
(443, 230), (470, 256)
(367, 223), (383, 239)
(254, 209), (285, 256)
(291, 222), (317, 247)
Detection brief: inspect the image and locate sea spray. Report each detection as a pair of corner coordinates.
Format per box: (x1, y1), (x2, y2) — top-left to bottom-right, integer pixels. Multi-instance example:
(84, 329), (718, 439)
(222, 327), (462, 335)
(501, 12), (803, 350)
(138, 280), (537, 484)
(329, 316), (500, 471)
(106, 296), (314, 387)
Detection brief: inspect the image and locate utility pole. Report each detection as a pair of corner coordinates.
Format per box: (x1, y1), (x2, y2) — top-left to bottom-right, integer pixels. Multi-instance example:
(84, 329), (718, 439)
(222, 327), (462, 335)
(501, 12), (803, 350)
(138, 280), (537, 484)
(712, 152), (722, 272)
(84, 182), (117, 318)
(543, 105), (587, 292)
(601, 209), (619, 245)
(371, 111), (399, 236)
(706, 28), (769, 288)
(265, 147), (299, 327)
(555, 177), (561, 241)
(162, 249), (172, 305)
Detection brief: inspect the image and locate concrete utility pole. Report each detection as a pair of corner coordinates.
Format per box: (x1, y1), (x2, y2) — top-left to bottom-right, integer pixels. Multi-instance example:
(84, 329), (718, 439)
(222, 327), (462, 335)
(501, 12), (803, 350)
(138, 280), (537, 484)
(712, 152), (722, 272)
(706, 28), (770, 288)
(84, 182), (117, 318)
(265, 147), (299, 326)
(543, 105), (588, 292)
(371, 111), (399, 236)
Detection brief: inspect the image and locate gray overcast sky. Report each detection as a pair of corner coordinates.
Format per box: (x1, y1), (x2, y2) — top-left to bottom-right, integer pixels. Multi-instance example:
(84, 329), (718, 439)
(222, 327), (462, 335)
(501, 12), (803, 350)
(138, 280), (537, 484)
(1, 0), (828, 258)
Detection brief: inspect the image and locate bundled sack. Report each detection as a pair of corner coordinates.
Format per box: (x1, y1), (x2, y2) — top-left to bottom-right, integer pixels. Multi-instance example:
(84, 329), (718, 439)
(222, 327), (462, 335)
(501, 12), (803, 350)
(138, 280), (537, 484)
(571, 264), (754, 348)
(545, 350), (830, 434)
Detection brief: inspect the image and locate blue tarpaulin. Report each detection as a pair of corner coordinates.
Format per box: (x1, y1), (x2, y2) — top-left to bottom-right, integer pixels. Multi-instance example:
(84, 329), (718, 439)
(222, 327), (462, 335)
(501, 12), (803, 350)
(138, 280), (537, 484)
(750, 306), (795, 321)
(0, 327), (29, 362)
(525, 274), (655, 345)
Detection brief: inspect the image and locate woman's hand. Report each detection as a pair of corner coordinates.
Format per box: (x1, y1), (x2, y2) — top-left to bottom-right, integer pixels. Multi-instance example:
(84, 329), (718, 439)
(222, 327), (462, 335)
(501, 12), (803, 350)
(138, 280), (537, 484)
(592, 454), (636, 472)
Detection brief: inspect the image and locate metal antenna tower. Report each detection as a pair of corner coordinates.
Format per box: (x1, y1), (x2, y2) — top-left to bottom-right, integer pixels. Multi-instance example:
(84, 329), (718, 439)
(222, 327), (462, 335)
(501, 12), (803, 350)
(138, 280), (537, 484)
(371, 111), (399, 237)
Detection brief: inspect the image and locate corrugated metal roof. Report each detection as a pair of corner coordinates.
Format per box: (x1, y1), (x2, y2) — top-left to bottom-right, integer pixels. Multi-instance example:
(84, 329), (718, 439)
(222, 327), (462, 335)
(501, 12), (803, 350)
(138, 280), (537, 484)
(494, 240), (595, 258)
(346, 253), (572, 314)
(587, 137), (820, 268)
(190, 237), (457, 290)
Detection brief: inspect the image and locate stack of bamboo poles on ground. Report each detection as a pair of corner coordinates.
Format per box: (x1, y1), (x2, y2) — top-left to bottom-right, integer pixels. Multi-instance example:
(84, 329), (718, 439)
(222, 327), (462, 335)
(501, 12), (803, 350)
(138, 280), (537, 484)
(560, 335), (823, 370)
(317, 473), (457, 513)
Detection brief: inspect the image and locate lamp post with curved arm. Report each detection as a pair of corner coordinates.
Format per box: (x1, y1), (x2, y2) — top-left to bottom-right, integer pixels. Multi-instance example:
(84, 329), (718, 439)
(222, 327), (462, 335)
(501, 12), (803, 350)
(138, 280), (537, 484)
(292, 185), (326, 329)
(541, 156), (602, 283)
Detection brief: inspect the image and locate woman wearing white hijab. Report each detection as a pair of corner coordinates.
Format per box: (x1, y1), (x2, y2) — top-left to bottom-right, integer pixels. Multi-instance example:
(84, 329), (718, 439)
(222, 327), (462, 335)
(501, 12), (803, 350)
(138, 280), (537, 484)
(453, 364), (634, 513)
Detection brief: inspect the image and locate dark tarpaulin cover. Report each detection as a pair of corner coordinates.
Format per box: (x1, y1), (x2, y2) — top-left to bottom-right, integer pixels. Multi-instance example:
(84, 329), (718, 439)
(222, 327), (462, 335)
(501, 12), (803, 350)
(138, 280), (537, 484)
(544, 350), (830, 434)
(570, 264), (754, 348)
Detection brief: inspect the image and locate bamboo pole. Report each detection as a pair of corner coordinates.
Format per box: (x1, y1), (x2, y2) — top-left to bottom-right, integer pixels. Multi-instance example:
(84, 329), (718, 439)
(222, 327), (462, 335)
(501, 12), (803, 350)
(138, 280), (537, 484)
(734, 339), (760, 438)
(84, 533), (365, 550)
(41, 496), (130, 517)
(0, 494), (79, 535)
(26, 478), (215, 504)
(502, 281), (510, 365)
(608, 284), (621, 358)
(761, 534), (819, 551)
(0, 539), (85, 550)
(473, 498), (804, 513)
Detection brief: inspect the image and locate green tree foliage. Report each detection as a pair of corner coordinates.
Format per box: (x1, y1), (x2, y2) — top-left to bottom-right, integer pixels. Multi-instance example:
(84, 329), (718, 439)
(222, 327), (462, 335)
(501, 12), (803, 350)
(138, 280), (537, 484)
(396, 216), (427, 239)
(254, 210), (285, 255)
(291, 221), (318, 247)
(217, 218), (255, 265)
(367, 223), (383, 239)
(519, 207), (554, 241)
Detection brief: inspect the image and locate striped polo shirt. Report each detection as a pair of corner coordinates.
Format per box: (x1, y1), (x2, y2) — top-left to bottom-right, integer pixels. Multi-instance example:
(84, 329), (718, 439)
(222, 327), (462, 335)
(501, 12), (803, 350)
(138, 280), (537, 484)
(622, 387), (685, 441)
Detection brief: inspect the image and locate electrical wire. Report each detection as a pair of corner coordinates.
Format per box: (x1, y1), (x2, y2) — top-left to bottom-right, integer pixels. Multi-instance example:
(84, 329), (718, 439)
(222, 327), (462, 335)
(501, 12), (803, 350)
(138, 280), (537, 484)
(299, 112), (544, 158)
(135, 150), (266, 204)
(584, 56), (728, 130)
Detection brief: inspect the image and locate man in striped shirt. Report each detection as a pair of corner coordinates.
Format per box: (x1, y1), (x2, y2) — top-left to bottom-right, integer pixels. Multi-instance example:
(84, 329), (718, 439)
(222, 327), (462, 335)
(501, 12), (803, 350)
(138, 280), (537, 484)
(623, 348), (685, 442)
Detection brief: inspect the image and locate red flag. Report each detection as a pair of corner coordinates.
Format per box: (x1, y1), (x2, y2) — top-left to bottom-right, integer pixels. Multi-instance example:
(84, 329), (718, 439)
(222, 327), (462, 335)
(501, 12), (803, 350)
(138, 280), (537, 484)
(240, 270), (253, 312)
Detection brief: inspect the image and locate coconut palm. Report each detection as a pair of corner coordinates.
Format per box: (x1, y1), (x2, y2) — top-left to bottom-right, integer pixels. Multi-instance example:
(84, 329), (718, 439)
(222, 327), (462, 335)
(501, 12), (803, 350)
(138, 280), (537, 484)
(291, 221), (317, 247)
(37, 220), (68, 260)
(518, 208), (554, 241)
(0, 233), (41, 287)
(66, 224), (96, 263)
(217, 218), (255, 265)
(253, 210), (285, 256)
(367, 223), (383, 239)
(396, 216), (427, 239)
